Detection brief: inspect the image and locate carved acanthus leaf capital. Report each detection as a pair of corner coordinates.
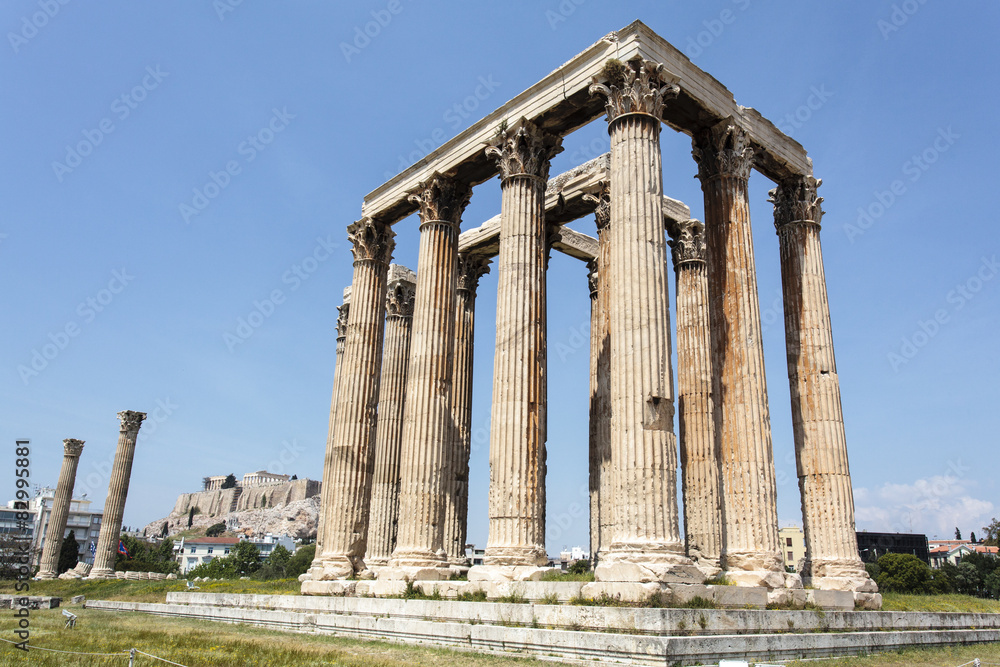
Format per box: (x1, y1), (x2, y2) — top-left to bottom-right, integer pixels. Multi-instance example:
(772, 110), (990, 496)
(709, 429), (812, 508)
(457, 253), (491, 295)
(407, 173), (472, 226)
(63, 439), (85, 457)
(692, 120), (755, 183)
(117, 410), (146, 433)
(586, 259), (599, 298)
(666, 218), (707, 268)
(769, 175), (824, 231)
(336, 303), (351, 339)
(347, 218), (395, 265)
(582, 180), (611, 234)
(385, 280), (416, 318)
(486, 118), (563, 183)
(589, 57), (680, 123)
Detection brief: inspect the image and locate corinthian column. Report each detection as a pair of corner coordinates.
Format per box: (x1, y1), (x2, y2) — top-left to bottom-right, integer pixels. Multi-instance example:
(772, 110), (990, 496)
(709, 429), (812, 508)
(590, 58), (700, 584)
(444, 252), (491, 566)
(36, 439), (85, 579)
(91, 411), (145, 578)
(468, 118), (561, 582)
(385, 174), (471, 580)
(584, 183), (612, 565)
(693, 119), (784, 588)
(666, 218), (722, 576)
(770, 176), (876, 595)
(366, 267), (416, 567)
(306, 218), (394, 582)
(315, 288), (350, 557)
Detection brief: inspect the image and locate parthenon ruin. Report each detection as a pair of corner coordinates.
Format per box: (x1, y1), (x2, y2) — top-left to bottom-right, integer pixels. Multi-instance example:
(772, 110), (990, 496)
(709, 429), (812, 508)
(301, 20), (878, 608)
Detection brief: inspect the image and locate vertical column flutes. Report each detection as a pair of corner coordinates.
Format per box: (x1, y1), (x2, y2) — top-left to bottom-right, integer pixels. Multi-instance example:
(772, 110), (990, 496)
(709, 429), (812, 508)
(471, 118), (561, 580)
(36, 439), (85, 579)
(306, 218), (394, 581)
(693, 119), (784, 588)
(770, 176), (876, 595)
(365, 268), (416, 567)
(386, 175), (471, 579)
(91, 412), (145, 578)
(590, 58), (700, 583)
(667, 218), (723, 575)
(444, 253), (491, 566)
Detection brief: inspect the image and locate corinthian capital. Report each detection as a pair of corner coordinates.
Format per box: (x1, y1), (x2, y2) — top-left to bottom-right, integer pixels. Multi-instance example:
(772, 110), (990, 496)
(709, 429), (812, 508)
(386, 281), (416, 318)
(769, 175), (824, 231)
(586, 260), (599, 298)
(336, 302), (351, 339)
(117, 410), (146, 433)
(486, 118), (563, 183)
(692, 120), (755, 183)
(407, 173), (472, 227)
(666, 218), (707, 268)
(63, 439), (85, 457)
(347, 217), (395, 265)
(457, 253), (491, 295)
(589, 57), (679, 123)
(582, 180), (611, 234)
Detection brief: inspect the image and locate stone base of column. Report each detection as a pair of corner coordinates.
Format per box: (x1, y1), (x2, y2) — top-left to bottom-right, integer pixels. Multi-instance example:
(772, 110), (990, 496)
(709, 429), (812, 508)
(722, 551), (791, 589)
(467, 564), (548, 583)
(595, 546), (704, 584)
(803, 557), (878, 593)
(379, 549), (451, 581)
(688, 551), (723, 580)
(88, 568), (115, 579)
(35, 571), (57, 580)
(299, 556), (358, 582)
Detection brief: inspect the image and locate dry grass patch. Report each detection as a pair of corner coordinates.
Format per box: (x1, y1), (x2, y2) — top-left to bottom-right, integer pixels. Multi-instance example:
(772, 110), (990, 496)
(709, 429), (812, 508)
(880, 592), (1000, 613)
(785, 643), (1000, 666)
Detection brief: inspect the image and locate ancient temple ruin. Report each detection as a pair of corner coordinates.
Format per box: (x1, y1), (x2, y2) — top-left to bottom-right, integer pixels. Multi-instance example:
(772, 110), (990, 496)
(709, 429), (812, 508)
(301, 20), (878, 608)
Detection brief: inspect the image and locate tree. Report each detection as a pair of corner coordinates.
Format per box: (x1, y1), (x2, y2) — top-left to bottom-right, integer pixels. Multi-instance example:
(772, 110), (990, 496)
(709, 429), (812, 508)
(956, 527), (962, 540)
(290, 474), (297, 480)
(254, 545), (292, 580)
(206, 522), (226, 537)
(232, 541), (261, 576)
(568, 559), (591, 575)
(187, 507), (195, 528)
(221, 474), (237, 490)
(160, 522), (169, 538)
(58, 530), (80, 574)
(875, 553), (934, 594)
(971, 531), (978, 544)
(286, 544), (315, 580)
(983, 518), (1000, 546)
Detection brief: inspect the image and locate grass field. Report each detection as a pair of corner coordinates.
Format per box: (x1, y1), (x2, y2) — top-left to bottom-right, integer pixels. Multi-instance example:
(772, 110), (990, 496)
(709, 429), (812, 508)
(880, 592), (1000, 613)
(0, 578), (301, 604)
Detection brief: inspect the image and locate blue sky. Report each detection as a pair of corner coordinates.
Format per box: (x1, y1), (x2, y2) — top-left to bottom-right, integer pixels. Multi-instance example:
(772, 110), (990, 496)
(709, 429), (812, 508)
(2, 1), (997, 552)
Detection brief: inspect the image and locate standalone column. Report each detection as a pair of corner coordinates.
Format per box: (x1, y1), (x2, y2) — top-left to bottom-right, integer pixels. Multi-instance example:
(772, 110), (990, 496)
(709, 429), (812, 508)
(693, 120), (785, 588)
(466, 120), (559, 581)
(385, 174), (471, 580)
(91, 411), (145, 578)
(666, 218), (723, 576)
(305, 218), (394, 582)
(584, 184), (612, 565)
(444, 253), (491, 566)
(366, 267), (416, 567)
(315, 289), (350, 557)
(770, 176), (877, 595)
(36, 439), (85, 579)
(590, 59), (700, 584)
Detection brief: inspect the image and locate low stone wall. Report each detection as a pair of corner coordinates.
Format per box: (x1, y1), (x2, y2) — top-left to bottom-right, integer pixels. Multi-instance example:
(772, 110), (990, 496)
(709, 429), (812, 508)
(85, 595), (1000, 667)
(0, 595), (61, 609)
(236, 479), (321, 512)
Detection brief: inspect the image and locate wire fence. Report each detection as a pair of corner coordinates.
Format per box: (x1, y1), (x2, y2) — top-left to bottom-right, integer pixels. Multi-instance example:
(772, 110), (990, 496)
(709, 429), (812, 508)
(0, 637), (191, 665)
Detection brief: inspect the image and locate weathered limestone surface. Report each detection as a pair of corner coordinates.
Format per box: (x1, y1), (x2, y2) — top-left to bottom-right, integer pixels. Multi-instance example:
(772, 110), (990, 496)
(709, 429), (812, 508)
(386, 176), (471, 580)
(667, 218), (722, 575)
(693, 120), (784, 588)
(444, 253), (491, 566)
(591, 59), (700, 584)
(366, 266), (416, 567)
(91, 412), (145, 578)
(770, 177), (876, 594)
(307, 219), (394, 580)
(472, 119), (561, 581)
(37, 439), (85, 580)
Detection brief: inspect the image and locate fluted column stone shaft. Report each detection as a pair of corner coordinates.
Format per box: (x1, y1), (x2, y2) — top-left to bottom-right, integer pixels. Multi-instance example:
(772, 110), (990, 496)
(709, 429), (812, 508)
(667, 219), (722, 571)
(309, 218), (394, 580)
(37, 439), (85, 579)
(387, 175), (471, 577)
(315, 295), (350, 556)
(770, 176), (875, 593)
(590, 59), (699, 583)
(92, 412), (145, 578)
(444, 253), (491, 565)
(693, 120), (784, 586)
(366, 270), (416, 566)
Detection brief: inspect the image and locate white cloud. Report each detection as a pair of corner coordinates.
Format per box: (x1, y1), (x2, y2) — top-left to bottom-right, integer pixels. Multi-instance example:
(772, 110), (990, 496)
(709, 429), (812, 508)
(854, 474), (995, 539)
